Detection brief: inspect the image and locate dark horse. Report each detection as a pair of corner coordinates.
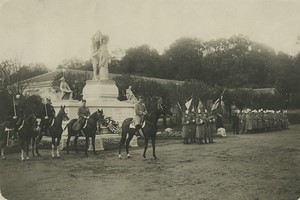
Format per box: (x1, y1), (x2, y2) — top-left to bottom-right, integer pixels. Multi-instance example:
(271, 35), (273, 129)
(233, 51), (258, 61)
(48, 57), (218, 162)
(65, 109), (104, 156)
(47, 106), (69, 158)
(16, 114), (41, 161)
(118, 102), (172, 160)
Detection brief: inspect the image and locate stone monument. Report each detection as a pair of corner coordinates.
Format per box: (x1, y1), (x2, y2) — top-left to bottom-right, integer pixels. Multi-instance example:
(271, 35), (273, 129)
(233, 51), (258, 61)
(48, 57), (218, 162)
(50, 31), (137, 151)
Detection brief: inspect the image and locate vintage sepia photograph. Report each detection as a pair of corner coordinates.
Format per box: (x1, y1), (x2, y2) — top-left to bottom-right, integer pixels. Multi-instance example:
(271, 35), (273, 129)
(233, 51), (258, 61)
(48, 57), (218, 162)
(0, 0), (300, 199)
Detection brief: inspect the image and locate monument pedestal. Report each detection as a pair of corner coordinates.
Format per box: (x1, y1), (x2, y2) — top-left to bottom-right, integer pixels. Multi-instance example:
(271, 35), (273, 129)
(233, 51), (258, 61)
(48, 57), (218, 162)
(82, 80), (135, 124)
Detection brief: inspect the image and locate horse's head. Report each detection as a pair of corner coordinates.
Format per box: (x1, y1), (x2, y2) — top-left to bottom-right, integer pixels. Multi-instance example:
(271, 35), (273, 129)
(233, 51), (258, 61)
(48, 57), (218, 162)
(96, 109), (105, 122)
(58, 105), (69, 121)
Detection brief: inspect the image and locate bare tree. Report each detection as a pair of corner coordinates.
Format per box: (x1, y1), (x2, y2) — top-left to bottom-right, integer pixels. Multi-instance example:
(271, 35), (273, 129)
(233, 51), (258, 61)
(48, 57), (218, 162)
(0, 58), (31, 95)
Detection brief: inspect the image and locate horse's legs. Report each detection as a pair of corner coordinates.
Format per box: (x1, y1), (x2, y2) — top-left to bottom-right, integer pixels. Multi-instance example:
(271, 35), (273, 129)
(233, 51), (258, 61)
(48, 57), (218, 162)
(118, 131), (127, 159)
(26, 139), (30, 160)
(20, 140), (25, 161)
(51, 136), (55, 157)
(1, 145), (5, 160)
(151, 134), (158, 160)
(36, 133), (43, 156)
(85, 136), (89, 157)
(143, 136), (150, 159)
(125, 133), (134, 158)
(31, 137), (36, 157)
(92, 134), (96, 155)
(56, 135), (62, 157)
(66, 135), (71, 154)
(74, 135), (79, 153)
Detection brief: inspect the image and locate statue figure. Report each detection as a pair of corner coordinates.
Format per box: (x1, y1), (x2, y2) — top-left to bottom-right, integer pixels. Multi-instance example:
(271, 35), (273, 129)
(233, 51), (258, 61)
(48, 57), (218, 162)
(59, 77), (73, 100)
(91, 31), (109, 81)
(126, 85), (138, 103)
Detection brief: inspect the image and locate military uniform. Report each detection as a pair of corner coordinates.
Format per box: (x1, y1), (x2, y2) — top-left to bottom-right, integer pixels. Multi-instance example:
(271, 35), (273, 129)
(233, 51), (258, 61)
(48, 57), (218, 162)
(246, 111), (252, 132)
(189, 111), (196, 143)
(42, 102), (56, 135)
(208, 114), (215, 143)
(182, 112), (190, 144)
(232, 111), (239, 134)
(134, 101), (147, 128)
(73, 105), (90, 131)
(195, 112), (205, 144)
(257, 111), (263, 131)
(240, 111), (247, 134)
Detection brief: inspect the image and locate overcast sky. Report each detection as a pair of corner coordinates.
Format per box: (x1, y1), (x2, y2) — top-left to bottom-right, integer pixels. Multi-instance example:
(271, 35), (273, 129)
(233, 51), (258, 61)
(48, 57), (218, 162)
(0, 0), (300, 69)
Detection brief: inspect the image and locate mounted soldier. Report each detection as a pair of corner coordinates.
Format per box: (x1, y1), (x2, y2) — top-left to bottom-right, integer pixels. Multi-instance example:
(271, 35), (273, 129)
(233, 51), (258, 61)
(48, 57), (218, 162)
(10, 94), (25, 139)
(72, 99), (90, 136)
(134, 96), (148, 137)
(42, 97), (56, 136)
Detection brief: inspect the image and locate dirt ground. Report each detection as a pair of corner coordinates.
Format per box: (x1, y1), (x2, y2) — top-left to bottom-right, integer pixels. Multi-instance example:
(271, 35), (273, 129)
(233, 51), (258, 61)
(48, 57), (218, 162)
(1, 125), (300, 200)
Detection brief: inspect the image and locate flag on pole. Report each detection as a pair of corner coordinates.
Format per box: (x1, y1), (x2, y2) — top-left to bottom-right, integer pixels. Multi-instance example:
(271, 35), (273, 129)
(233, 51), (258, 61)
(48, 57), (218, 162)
(177, 101), (183, 113)
(185, 98), (192, 110)
(197, 99), (204, 111)
(211, 98), (220, 111)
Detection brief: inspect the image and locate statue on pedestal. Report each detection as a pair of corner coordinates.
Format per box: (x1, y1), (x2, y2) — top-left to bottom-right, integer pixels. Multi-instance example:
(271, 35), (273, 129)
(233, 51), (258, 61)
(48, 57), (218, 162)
(91, 31), (109, 81)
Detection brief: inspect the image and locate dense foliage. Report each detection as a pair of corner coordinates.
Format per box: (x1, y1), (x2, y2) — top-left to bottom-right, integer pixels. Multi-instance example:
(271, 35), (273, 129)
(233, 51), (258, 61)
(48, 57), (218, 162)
(56, 34), (300, 108)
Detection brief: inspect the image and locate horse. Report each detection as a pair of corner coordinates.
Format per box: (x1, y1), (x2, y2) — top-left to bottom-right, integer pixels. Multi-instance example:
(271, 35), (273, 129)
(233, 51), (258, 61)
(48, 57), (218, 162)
(65, 109), (104, 156)
(16, 114), (41, 161)
(0, 119), (15, 160)
(47, 105), (69, 158)
(118, 102), (172, 160)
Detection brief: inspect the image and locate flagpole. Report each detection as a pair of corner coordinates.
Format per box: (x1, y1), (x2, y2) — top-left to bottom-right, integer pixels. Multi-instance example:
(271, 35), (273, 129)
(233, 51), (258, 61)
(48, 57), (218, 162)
(13, 96), (16, 117)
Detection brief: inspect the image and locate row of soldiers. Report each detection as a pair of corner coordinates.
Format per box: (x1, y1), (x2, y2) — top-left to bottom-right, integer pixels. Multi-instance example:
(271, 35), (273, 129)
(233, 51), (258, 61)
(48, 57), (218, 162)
(181, 109), (217, 144)
(232, 109), (289, 134)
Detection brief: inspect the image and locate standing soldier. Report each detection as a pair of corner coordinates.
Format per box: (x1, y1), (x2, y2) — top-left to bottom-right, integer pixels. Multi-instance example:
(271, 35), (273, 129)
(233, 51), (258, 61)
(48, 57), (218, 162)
(240, 110), (247, 134)
(209, 112), (216, 143)
(246, 109), (252, 133)
(182, 110), (190, 144)
(232, 109), (239, 134)
(189, 108), (196, 143)
(203, 110), (209, 144)
(195, 109), (205, 144)
(72, 99), (90, 136)
(283, 110), (289, 129)
(251, 110), (257, 132)
(257, 109), (263, 132)
(269, 110), (274, 131)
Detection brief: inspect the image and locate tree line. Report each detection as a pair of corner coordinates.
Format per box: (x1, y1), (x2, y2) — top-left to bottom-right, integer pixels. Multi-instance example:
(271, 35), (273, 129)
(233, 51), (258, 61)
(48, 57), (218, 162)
(59, 35), (300, 107)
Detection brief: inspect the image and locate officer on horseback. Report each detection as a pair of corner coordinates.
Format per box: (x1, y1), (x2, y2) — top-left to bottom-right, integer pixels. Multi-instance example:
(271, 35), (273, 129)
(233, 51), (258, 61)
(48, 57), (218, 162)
(134, 96), (147, 137)
(10, 94), (24, 139)
(43, 97), (56, 136)
(72, 99), (90, 136)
